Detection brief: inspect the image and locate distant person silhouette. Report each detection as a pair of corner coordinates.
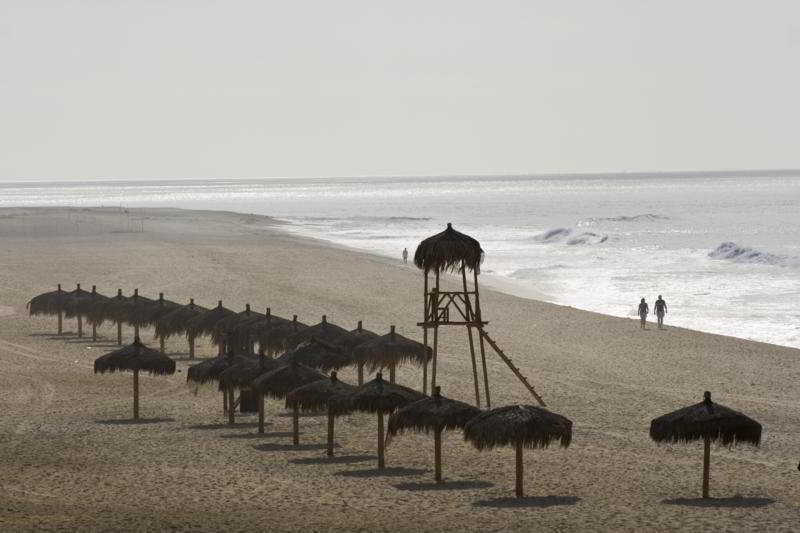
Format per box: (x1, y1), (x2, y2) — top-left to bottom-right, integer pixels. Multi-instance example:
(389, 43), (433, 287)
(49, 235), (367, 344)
(654, 295), (668, 329)
(402, 248), (408, 264)
(638, 298), (649, 329)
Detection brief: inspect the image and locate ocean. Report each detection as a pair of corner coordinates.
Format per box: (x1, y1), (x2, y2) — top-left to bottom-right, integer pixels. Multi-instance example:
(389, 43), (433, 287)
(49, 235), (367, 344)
(2, 173), (799, 348)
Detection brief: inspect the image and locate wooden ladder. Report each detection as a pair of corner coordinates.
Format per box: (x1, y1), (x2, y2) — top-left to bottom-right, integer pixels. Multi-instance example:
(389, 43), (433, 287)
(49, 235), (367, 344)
(478, 328), (546, 407)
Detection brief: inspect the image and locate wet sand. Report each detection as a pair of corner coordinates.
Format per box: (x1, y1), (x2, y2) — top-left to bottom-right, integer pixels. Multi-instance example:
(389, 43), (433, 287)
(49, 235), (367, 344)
(1, 206), (798, 531)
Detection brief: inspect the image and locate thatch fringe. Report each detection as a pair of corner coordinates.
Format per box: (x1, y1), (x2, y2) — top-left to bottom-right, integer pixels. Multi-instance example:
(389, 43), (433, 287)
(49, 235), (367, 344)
(387, 388), (480, 439)
(154, 299), (208, 340)
(277, 338), (354, 372)
(186, 301), (235, 339)
(210, 305), (265, 345)
(649, 392), (762, 447)
(349, 373), (426, 415)
(336, 322), (379, 356)
(283, 316), (352, 351)
(217, 358), (282, 391)
(414, 223), (484, 273)
(352, 326), (431, 372)
(93, 338), (176, 375)
(186, 354), (253, 385)
(63, 286), (107, 319)
(463, 404), (573, 451)
(250, 361), (325, 400)
(285, 372), (355, 416)
(28, 285), (67, 316)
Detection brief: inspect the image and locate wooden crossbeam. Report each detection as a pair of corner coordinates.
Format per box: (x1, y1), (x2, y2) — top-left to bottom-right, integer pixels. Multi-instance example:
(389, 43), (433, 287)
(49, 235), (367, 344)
(478, 328), (546, 407)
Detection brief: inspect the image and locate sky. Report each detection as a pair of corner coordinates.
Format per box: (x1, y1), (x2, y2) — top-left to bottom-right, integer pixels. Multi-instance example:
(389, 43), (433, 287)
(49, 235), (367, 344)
(1, 1), (799, 180)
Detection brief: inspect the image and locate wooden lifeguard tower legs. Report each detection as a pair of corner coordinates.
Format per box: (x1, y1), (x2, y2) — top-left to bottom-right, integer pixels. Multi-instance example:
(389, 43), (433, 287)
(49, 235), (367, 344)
(421, 262), (545, 408)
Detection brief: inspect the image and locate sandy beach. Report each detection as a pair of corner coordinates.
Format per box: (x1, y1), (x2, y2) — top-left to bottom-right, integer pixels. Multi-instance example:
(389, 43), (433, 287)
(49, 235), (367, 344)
(1, 206), (798, 532)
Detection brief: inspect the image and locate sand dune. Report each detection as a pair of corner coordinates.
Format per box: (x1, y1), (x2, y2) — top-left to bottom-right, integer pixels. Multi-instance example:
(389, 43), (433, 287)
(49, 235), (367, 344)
(1, 207), (798, 531)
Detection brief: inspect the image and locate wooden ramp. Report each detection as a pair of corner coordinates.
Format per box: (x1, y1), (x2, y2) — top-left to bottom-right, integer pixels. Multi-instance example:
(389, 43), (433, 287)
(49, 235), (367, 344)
(478, 328), (546, 407)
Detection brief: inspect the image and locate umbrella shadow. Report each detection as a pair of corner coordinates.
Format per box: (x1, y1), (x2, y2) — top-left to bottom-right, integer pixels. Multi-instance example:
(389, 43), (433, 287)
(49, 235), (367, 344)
(80, 342), (122, 348)
(473, 495), (580, 508)
(394, 480), (495, 491)
(171, 355), (214, 362)
(186, 422), (259, 430)
(276, 411), (326, 418)
(290, 454), (376, 466)
(662, 496), (775, 508)
(95, 417), (175, 425)
(253, 442), (339, 452)
(336, 467), (428, 479)
(220, 431), (295, 440)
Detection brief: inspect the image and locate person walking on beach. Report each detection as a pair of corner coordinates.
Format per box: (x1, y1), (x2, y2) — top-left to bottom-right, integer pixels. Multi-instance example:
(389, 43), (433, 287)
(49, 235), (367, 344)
(638, 298), (649, 329)
(402, 247), (408, 264)
(654, 295), (668, 329)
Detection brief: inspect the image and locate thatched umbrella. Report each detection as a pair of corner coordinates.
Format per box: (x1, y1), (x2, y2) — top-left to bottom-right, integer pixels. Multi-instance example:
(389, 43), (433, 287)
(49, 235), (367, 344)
(336, 321), (379, 385)
(352, 325), (431, 384)
(187, 300), (235, 355)
(218, 357), (283, 433)
(257, 314), (308, 355)
(350, 373), (426, 469)
(59, 284), (91, 338)
(239, 308), (295, 357)
(85, 288), (126, 345)
(64, 285), (108, 341)
(286, 371), (356, 456)
(463, 404), (572, 498)
(251, 361), (325, 445)
(139, 293), (182, 353)
(283, 315), (352, 351)
(414, 222), (484, 274)
(27, 284), (68, 334)
(187, 351), (253, 424)
(388, 386), (480, 483)
(277, 338), (354, 372)
(650, 391), (762, 499)
(154, 298), (208, 358)
(118, 289), (157, 339)
(93, 337), (176, 420)
(211, 304), (264, 355)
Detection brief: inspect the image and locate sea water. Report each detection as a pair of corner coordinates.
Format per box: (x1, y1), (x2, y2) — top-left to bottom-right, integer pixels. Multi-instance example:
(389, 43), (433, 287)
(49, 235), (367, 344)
(2, 173), (799, 348)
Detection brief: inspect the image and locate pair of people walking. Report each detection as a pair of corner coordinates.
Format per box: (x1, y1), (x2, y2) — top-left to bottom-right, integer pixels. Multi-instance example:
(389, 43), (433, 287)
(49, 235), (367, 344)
(638, 295), (667, 330)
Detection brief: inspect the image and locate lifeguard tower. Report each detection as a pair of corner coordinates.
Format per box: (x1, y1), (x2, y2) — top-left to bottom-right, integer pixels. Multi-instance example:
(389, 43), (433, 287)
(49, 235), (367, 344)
(415, 223), (545, 408)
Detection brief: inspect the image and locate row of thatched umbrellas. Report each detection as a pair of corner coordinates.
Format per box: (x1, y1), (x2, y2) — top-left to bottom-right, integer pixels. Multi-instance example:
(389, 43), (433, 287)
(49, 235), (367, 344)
(32, 285), (764, 499)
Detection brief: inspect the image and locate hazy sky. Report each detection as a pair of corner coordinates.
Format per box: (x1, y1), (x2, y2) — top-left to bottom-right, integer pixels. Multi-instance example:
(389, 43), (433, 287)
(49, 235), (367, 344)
(2, 1), (799, 180)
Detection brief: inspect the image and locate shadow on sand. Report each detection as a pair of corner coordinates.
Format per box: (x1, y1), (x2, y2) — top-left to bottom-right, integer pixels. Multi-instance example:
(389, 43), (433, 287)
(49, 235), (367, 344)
(276, 411), (326, 418)
(290, 454), (376, 466)
(336, 467), (427, 479)
(220, 431), (296, 440)
(171, 355), (215, 362)
(473, 495), (580, 508)
(95, 417), (175, 425)
(662, 496), (775, 508)
(186, 422), (259, 430)
(394, 480), (494, 491)
(254, 442), (338, 452)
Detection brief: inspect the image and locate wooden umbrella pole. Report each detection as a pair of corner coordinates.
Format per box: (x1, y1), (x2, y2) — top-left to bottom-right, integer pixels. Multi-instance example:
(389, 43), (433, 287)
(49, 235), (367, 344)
(327, 406), (335, 457)
(431, 268), (440, 390)
(257, 393), (265, 434)
(292, 405), (300, 446)
(58, 308), (63, 335)
(159, 336), (165, 354)
(134, 325), (139, 338)
(189, 335), (195, 359)
(77, 315), (83, 338)
(377, 412), (385, 469)
(116, 321), (122, 346)
(434, 427), (443, 483)
(702, 436), (711, 498)
(357, 363), (364, 386)
(422, 271), (429, 395)
(515, 441), (524, 498)
(133, 369), (140, 420)
(227, 387), (235, 425)
(222, 390), (228, 415)
(461, 262), (481, 407)
(92, 324), (97, 342)
(473, 270), (491, 407)
(389, 364), (396, 384)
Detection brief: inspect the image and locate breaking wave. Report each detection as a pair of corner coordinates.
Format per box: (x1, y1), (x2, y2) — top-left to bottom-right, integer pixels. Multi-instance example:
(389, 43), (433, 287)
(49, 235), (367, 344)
(533, 227), (607, 245)
(708, 242), (795, 267)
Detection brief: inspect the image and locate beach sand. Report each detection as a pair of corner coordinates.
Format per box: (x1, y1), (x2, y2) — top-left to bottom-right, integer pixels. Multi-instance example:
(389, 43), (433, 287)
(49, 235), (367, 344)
(1, 207), (798, 531)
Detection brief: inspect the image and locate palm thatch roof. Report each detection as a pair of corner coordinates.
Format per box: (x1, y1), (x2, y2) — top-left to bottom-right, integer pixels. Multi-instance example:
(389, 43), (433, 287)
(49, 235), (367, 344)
(335, 321), (379, 356)
(210, 304), (265, 345)
(352, 325), (431, 372)
(277, 338), (354, 372)
(256, 315), (308, 351)
(463, 404), (573, 451)
(60, 284), (92, 318)
(388, 386), (480, 438)
(27, 284), (68, 316)
(93, 338), (176, 375)
(117, 289), (157, 327)
(250, 361), (325, 399)
(285, 371), (356, 415)
(414, 222), (484, 273)
(85, 288), (126, 327)
(186, 353), (254, 385)
(127, 292), (181, 329)
(650, 391), (762, 447)
(154, 298), (208, 339)
(283, 315), (352, 351)
(186, 300), (235, 339)
(217, 357), (283, 391)
(350, 373), (426, 414)
(63, 285), (108, 319)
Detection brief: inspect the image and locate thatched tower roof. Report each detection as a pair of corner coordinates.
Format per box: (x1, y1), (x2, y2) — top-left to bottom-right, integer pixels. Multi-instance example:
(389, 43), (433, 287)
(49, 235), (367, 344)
(285, 371), (356, 415)
(186, 353), (253, 385)
(250, 361), (325, 399)
(349, 373), (426, 415)
(154, 298), (208, 339)
(283, 315), (352, 351)
(352, 325), (431, 372)
(27, 284), (68, 316)
(217, 357), (283, 391)
(336, 321), (379, 356)
(277, 338), (354, 372)
(414, 222), (484, 273)
(210, 304), (265, 345)
(93, 337), (176, 375)
(63, 285), (108, 319)
(387, 386), (480, 438)
(186, 300), (235, 339)
(650, 391), (762, 447)
(463, 404), (573, 451)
